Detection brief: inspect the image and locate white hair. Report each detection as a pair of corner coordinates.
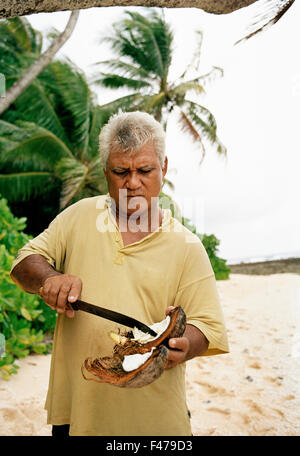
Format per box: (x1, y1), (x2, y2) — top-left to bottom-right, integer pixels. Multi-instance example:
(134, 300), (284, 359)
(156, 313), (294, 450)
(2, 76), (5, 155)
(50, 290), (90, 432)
(99, 111), (166, 168)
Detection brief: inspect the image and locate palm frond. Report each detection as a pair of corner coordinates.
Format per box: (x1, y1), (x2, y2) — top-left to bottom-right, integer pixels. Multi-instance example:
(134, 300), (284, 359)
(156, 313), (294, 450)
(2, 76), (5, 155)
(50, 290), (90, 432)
(102, 92), (166, 121)
(123, 18), (164, 79)
(87, 106), (113, 160)
(126, 10), (173, 75)
(0, 171), (55, 202)
(9, 78), (71, 146)
(0, 18), (38, 54)
(93, 73), (152, 90)
(185, 102), (217, 140)
(179, 102), (227, 162)
(102, 30), (148, 76)
(195, 66), (224, 87)
(0, 18), (41, 82)
(178, 109), (206, 164)
(91, 59), (153, 82)
(99, 93), (146, 113)
(65, 154), (107, 202)
(179, 30), (203, 79)
(172, 67), (223, 92)
(142, 92), (166, 113)
(0, 119), (27, 147)
(55, 157), (89, 209)
(0, 42), (26, 77)
(236, 0), (295, 44)
(0, 119), (72, 172)
(170, 81), (205, 98)
(85, 155), (107, 193)
(40, 60), (93, 158)
(102, 10), (172, 82)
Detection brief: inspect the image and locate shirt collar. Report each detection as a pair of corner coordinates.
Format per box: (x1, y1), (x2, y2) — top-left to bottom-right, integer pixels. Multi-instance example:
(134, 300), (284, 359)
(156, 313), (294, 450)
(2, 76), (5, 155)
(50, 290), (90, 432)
(104, 193), (173, 233)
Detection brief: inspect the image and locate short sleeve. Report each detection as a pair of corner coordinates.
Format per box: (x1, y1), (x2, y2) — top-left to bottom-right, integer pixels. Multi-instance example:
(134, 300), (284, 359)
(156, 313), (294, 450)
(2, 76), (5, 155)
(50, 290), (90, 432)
(10, 215), (66, 274)
(173, 238), (229, 356)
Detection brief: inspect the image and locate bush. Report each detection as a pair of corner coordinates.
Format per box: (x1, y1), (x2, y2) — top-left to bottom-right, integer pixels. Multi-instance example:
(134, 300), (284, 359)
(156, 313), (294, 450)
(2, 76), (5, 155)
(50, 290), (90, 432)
(200, 234), (230, 280)
(0, 197), (56, 380)
(159, 193), (230, 280)
(181, 217), (230, 280)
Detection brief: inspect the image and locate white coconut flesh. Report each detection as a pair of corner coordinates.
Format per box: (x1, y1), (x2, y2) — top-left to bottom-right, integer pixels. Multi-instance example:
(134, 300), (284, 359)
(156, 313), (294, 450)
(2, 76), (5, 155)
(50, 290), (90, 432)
(132, 315), (171, 344)
(122, 348), (155, 372)
(121, 316), (171, 372)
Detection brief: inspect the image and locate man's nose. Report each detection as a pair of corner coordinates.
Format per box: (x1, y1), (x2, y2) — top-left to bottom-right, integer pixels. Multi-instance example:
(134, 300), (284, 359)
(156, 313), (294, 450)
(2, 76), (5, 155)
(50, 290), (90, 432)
(126, 171), (141, 189)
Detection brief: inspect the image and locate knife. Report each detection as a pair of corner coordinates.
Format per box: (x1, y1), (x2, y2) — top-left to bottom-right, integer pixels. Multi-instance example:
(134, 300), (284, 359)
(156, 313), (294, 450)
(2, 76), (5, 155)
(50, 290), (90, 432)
(69, 299), (158, 337)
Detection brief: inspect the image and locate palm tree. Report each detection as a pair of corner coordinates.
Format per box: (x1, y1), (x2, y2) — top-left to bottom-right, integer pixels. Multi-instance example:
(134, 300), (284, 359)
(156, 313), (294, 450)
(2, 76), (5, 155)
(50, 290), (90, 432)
(0, 59), (112, 211)
(0, 11), (80, 115)
(0, 17), (43, 93)
(0, 18), (115, 214)
(92, 9), (226, 163)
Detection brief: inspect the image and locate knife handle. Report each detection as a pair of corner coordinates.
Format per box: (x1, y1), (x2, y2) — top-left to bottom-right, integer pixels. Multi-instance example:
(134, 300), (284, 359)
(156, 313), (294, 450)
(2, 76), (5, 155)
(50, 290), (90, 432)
(68, 301), (79, 311)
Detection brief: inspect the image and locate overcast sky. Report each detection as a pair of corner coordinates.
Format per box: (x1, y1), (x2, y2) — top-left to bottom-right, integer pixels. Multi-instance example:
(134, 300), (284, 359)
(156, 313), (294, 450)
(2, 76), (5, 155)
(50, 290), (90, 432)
(26, 1), (300, 263)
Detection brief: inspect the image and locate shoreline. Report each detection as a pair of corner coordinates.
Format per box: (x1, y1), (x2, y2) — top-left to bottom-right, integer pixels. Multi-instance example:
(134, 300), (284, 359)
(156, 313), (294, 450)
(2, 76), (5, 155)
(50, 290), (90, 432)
(229, 257), (300, 276)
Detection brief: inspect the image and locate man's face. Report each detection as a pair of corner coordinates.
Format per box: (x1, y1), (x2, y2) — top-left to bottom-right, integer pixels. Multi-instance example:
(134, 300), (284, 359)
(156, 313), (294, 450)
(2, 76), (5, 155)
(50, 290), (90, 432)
(104, 141), (168, 217)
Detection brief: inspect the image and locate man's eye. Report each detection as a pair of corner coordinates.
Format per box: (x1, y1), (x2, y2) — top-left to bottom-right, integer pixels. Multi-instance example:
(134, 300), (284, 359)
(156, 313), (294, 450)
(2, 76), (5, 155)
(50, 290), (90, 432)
(139, 169), (151, 174)
(113, 170), (128, 175)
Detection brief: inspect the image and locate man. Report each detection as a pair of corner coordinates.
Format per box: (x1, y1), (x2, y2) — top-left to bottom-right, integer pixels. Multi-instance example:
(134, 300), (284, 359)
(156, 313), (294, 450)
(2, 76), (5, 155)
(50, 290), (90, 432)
(10, 111), (229, 436)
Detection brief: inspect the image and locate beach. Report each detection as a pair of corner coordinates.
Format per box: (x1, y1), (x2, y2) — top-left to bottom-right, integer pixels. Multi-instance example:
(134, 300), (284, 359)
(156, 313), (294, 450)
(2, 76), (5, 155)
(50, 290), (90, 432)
(1, 273), (299, 436)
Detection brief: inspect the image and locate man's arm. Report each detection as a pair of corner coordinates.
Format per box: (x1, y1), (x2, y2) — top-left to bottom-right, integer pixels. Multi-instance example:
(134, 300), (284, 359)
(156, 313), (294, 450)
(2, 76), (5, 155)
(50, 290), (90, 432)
(11, 254), (82, 318)
(164, 306), (209, 370)
(11, 254), (61, 294)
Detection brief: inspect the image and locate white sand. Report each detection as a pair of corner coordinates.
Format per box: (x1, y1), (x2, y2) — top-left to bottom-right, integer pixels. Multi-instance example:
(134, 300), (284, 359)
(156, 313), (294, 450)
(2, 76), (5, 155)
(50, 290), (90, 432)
(1, 273), (300, 436)
(0, 353), (51, 435)
(187, 274), (300, 436)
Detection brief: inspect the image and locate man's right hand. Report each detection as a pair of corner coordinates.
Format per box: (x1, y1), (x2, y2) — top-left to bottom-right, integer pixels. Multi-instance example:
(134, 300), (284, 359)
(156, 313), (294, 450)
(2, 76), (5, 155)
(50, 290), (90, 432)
(39, 274), (82, 319)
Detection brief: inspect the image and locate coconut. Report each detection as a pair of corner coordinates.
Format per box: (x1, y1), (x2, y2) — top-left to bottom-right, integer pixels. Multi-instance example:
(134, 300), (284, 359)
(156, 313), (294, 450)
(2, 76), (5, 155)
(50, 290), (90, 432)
(81, 306), (186, 388)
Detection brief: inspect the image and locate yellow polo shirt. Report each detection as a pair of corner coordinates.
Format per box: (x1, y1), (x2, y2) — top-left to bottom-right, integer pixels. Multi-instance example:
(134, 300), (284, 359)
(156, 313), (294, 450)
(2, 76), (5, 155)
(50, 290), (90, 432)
(11, 195), (229, 436)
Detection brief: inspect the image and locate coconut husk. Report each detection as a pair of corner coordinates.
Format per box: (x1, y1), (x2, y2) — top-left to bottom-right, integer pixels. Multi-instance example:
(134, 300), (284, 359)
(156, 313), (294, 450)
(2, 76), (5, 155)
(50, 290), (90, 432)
(81, 306), (186, 388)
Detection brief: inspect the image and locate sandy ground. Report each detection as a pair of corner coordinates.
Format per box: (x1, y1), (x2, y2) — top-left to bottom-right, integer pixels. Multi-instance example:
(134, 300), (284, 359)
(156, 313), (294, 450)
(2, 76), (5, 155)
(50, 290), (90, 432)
(1, 273), (299, 436)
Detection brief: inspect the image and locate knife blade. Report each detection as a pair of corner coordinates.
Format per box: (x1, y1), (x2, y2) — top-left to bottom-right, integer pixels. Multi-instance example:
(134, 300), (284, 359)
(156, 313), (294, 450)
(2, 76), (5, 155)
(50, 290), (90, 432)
(70, 299), (158, 337)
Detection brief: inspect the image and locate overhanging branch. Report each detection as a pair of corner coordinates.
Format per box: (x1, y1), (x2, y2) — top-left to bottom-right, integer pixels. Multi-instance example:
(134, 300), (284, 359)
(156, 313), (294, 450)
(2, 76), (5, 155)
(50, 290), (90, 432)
(0, 1), (257, 19)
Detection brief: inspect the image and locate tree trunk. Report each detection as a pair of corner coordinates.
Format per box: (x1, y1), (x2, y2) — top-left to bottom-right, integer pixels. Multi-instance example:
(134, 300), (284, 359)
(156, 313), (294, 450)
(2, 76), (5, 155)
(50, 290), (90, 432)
(0, 10), (80, 115)
(0, 1), (257, 19)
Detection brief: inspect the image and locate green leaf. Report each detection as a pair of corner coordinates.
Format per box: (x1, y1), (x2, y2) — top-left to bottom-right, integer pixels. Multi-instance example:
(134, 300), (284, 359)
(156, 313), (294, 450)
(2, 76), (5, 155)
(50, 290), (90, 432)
(41, 60), (93, 159)
(92, 59), (153, 81)
(55, 157), (88, 209)
(0, 119), (73, 170)
(170, 81), (205, 97)
(13, 80), (70, 146)
(0, 172), (55, 202)
(32, 343), (46, 354)
(94, 73), (151, 90)
(0, 197), (57, 378)
(20, 307), (32, 321)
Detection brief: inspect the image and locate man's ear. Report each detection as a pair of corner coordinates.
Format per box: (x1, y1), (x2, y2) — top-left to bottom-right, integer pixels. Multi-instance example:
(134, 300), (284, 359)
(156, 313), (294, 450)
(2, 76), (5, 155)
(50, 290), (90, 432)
(103, 168), (107, 179)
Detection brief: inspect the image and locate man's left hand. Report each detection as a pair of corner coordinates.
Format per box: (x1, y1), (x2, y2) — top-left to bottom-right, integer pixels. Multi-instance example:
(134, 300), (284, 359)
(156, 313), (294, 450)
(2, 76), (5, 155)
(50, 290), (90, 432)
(165, 334), (190, 370)
(164, 305), (209, 370)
